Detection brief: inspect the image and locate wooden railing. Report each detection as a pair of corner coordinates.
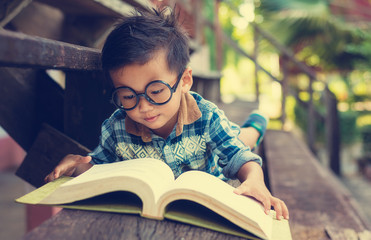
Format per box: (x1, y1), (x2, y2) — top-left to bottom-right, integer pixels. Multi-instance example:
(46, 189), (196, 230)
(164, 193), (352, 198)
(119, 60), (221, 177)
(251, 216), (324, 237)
(202, 9), (342, 175)
(0, 29), (110, 187)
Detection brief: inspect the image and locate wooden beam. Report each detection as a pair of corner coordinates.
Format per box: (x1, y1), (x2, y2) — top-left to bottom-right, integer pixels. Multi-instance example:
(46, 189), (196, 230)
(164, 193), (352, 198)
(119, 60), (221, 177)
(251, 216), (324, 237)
(37, 0), (126, 17)
(0, 68), (64, 152)
(64, 71), (115, 150)
(325, 89), (341, 175)
(0, 68), (38, 151)
(0, 0), (32, 27)
(0, 29), (101, 70)
(253, 27), (260, 103)
(307, 77), (316, 154)
(16, 124), (90, 188)
(37, 0), (153, 17)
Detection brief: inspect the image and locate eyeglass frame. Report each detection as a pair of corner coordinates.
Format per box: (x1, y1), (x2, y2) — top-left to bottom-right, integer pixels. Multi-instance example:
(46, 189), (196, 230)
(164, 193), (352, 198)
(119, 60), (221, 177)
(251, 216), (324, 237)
(111, 70), (185, 111)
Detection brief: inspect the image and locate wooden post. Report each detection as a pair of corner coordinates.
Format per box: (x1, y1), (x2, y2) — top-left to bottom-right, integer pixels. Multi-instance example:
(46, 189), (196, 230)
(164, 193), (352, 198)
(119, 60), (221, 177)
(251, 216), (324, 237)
(193, 0), (203, 45)
(280, 57), (289, 129)
(214, 0), (222, 102)
(325, 88), (341, 175)
(0, 0), (32, 27)
(253, 27), (260, 103)
(307, 76), (316, 154)
(0, 68), (39, 151)
(64, 71), (115, 150)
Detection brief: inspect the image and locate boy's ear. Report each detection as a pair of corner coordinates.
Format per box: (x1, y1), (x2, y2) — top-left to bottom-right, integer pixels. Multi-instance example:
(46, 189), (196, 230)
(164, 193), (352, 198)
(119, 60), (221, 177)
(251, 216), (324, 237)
(181, 67), (193, 93)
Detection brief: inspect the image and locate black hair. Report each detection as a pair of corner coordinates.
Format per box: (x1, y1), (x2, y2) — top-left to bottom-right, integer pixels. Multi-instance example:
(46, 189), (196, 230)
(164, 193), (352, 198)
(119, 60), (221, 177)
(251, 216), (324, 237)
(101, 7), (190, 79)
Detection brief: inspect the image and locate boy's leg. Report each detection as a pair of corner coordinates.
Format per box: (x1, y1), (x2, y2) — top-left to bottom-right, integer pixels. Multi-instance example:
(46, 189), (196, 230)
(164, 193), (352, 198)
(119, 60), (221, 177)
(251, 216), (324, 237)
(238, 110), (268, 150)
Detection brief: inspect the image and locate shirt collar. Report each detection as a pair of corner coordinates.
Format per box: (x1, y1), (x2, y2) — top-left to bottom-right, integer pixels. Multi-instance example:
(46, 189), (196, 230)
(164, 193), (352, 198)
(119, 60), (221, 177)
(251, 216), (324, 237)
(125, 92), (202, 142)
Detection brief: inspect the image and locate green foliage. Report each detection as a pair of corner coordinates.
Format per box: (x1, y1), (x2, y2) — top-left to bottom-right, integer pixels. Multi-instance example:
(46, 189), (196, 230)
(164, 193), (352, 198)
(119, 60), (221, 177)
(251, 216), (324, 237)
(294, 103), (361, 145)
(339, 111), (360, 145)
(257, 0), (371, 71)
(213, 0), (371, 140)
(346, 30), (371, 70)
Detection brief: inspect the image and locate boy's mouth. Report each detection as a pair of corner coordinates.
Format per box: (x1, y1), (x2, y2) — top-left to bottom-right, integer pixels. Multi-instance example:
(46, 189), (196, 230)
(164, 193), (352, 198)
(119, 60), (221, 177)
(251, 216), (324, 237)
(144, 115), (158, 122)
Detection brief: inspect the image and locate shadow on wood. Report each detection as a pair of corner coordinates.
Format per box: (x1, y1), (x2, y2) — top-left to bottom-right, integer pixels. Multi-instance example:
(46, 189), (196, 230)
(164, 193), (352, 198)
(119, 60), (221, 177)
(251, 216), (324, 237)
(16, 124), (90, 188)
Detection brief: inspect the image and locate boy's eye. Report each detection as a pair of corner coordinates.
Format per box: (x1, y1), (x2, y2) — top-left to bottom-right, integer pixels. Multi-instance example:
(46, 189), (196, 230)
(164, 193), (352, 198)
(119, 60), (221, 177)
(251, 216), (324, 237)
(123, 94), (136, 100)
(150, 88), (164, 95)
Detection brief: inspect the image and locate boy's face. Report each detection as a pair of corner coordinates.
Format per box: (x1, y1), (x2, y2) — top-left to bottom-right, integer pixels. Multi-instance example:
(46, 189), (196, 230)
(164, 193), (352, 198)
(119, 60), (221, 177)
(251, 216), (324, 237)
(109, 50), (192, 138)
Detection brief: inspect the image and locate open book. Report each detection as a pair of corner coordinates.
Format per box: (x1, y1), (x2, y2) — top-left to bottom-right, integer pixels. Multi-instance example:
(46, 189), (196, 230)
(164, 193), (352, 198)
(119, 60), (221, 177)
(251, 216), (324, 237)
(16, 158), (291, 240)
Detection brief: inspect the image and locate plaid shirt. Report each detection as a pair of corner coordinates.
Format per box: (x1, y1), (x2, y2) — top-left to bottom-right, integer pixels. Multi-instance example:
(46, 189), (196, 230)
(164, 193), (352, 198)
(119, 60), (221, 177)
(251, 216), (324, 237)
(89, 92), (262, 180)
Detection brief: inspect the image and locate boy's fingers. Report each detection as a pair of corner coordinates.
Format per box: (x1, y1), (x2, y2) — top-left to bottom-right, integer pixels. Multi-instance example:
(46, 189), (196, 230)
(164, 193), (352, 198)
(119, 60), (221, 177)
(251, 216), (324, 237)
(79, 155), (92, 163)
(44, 173), (53, 183)
(233, 186), (243, 195)
(262, 198), (271, 215)
(272, 198), (283, 220)
(272, 198), (290, 220)
(53, 165), (65, 178)
(234, 185), (271, 215)
(44, 154), (90, 183)
(281, 201), (290, 220)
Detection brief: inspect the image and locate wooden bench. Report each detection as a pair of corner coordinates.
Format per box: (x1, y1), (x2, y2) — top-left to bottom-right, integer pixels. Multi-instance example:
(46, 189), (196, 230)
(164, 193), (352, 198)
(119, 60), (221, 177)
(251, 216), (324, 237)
(263, 130), (371, 239)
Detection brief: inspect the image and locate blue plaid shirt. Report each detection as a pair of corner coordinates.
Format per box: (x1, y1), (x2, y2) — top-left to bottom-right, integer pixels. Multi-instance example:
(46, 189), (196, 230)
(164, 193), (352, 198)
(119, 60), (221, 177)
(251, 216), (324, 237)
(89, 92), (262, 180)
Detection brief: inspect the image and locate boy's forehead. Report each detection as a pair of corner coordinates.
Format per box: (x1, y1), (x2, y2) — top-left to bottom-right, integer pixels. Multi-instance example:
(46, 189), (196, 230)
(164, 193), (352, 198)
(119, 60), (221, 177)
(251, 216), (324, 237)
(109, 50), (176, 86)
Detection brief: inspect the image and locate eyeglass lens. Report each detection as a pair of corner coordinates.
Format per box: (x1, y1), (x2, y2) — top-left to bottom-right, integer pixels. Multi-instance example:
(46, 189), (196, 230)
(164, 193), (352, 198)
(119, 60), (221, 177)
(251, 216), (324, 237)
(113, 81), (173, 110)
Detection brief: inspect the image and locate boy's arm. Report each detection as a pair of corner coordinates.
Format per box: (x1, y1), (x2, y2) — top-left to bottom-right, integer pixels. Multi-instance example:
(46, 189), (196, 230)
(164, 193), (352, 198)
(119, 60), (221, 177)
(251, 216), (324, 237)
(44, 154), (93, 182)
(234, 161), (289, 220)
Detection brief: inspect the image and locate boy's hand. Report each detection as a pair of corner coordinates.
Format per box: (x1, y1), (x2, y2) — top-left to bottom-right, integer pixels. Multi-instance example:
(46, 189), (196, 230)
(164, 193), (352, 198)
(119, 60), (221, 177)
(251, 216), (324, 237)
(44, 154), (92, 183)
(234, 161), (289, 220)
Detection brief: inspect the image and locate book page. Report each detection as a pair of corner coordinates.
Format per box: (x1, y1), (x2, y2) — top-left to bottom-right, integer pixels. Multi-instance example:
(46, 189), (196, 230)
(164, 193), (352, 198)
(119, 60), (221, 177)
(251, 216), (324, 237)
(165, 200), (262, 239)
(167, 170), (273, 239)
(61, 158), (175, 201)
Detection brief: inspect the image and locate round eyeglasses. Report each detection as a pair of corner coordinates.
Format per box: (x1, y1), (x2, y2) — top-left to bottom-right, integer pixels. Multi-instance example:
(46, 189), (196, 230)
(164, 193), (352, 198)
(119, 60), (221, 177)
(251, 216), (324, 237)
(112, 72), (183, 111)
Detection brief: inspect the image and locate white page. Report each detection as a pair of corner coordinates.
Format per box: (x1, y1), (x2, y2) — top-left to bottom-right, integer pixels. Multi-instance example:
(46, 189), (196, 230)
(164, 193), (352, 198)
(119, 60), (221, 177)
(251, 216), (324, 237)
(173, 170), (273, 238)
(61, 158), (175, 200)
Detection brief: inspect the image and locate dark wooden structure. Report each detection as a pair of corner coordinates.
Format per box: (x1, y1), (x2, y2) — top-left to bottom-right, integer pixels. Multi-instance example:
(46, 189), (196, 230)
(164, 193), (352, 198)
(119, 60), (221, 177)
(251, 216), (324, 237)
(1, 0), (370, 239)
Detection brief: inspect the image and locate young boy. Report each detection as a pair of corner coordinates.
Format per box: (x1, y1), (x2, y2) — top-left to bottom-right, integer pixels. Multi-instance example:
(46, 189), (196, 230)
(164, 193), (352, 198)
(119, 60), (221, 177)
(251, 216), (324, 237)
(45, 7), (288, 220)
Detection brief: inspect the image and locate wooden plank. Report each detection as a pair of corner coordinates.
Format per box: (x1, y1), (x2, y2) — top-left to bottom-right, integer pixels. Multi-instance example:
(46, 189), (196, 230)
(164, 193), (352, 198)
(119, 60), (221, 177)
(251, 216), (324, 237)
(0, 0), (32, 27)
(36, 0), (150, 17)
(264, 130), (371, 239)
(64, 71), (115, 150)
(0, 29), (101, 70)
(60, 16), (115, 48)
(16, 124), (90, 188)
(0, 67), (39, 151)
(23, 209), (245, 240)
(0, 67), (64, 152)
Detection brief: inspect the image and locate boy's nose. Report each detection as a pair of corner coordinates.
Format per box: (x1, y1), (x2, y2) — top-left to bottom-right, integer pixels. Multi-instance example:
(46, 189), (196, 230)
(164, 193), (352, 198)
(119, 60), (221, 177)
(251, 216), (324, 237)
(138, 96), (154, 112)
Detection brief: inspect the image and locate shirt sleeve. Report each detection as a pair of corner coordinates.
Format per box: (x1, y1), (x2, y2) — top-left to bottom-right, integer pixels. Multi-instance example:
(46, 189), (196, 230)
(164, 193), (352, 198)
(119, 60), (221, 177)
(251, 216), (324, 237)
(88, 118), (120, 164)
(206, 108), (262, 179)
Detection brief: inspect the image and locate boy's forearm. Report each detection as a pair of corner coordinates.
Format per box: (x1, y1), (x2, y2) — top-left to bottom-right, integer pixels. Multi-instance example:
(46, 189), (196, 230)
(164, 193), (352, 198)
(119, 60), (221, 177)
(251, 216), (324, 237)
(237, 161), (263, 183)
